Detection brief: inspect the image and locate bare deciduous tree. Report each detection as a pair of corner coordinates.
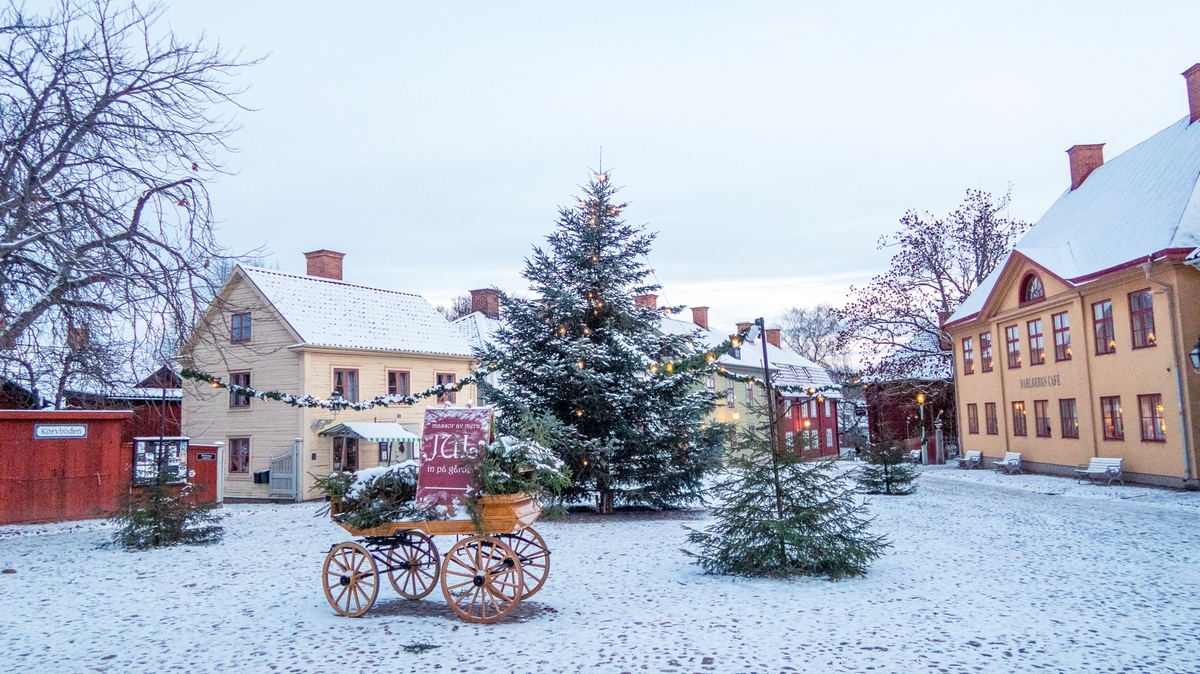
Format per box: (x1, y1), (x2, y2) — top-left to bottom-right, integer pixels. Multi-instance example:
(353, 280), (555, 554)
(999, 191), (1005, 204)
(0, 0), (258, 404)
(777, 304), (844, 370)
(436, 294), (473, 322)
(837, 189), (1030, 379)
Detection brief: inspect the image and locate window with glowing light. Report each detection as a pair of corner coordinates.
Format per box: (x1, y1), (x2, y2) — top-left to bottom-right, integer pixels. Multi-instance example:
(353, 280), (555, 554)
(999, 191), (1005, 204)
(1100, 396), (1124, 440)
(1129, 290), (1156, 349)
(1027, 319), (1045, 365)
(1052, 312), (1071, 361)
(980, 332), (993, 372)
(1059, 399), (1079, 439)
(1093, 300), (1116, 355)
(1138, 393), (1166, 441)
(1011, 401), (1027, 436)
(962, 337), (974, 375)
(1005, 325), (1021, 369)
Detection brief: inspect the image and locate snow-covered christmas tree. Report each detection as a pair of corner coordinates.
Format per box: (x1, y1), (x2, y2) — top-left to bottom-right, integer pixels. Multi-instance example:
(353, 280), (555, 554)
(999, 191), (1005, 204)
(481, 170), (724, 513)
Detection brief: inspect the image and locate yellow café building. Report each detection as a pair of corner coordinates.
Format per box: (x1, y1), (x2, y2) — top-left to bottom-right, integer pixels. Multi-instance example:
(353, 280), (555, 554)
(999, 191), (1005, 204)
(943, 64), (1200, 488)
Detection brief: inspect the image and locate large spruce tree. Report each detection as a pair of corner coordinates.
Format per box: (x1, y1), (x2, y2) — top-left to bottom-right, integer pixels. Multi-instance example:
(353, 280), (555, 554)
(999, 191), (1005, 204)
(480, 171), (723, 513)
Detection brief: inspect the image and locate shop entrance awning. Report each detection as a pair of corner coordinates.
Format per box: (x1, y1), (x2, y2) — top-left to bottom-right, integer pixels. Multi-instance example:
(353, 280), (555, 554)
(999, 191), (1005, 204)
(318, 422), (420, 442)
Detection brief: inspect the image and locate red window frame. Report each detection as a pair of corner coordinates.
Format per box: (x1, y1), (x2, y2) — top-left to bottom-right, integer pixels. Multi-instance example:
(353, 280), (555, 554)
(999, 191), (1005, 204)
(1027, 319), (1045, 365)
(1093, 300), (1115, 355)
(1033, 400), (1051, 437)
(1052, 312), (1071, 361)
(333, 368), (359, 402)
(984, 403), (998, 435)
(1011, 401), (1027, 436)
(436, 372), (457, 404)
(231, 312), (251, 343)
(979, 332), (993, 372)
(229, 372), (251, 408)
(387, 370), (410, 397)
(1005, 325), (1021, 369)
(962, 337), (974, 375)
(1138, 393), (1166, 442)
(966, 403), (979, 435)
(229, 437), (250, 473)
(1059, 399), (1079, 439)
(706, 376), (715, 392)
(1100, 396), (1124, 440)
(1129, 289), (1156, 349)
(1019, 273), (1045, 305)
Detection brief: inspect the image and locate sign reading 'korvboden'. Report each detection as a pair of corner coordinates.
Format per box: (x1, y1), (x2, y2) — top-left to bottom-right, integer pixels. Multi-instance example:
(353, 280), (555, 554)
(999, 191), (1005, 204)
(34, 424), (88, 439)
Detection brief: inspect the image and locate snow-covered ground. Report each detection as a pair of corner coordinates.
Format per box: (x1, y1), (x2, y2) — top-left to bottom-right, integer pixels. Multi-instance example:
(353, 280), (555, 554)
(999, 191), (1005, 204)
(3, 466), (1199, 673)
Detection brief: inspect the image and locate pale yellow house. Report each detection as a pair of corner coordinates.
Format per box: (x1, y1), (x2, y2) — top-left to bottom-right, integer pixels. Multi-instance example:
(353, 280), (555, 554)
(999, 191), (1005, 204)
(944, 65), (1200, 487)
(179, 251), (478, 502)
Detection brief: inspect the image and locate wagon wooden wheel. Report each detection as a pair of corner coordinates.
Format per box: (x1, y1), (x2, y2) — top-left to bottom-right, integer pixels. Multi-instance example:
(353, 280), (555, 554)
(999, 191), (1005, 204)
(384, 531), (441, 600)
(440, 535), (524, 624)
(496, 527), (550, 600)
(322, 542), (380, 617)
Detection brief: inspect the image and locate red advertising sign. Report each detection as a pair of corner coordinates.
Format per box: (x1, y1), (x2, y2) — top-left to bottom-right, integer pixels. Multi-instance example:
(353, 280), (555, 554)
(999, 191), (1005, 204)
(416, 407), (493, 506)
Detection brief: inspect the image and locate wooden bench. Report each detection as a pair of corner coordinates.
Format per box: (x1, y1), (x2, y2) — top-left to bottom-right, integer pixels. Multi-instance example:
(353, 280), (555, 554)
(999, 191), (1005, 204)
(1075, 457), (1124, 486)
(956, 450), (982, 469)
(993, 452), (1023, 475)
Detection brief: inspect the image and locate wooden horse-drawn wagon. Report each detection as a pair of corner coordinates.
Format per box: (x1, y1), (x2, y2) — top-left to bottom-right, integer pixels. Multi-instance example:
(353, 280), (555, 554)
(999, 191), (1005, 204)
(322, 492), (550, 624)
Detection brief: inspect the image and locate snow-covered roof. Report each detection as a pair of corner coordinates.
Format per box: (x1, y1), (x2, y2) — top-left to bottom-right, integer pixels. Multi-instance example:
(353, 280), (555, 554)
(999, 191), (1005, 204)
(318, 422), (420, 442)
(453, 311), (503, 353)
(658, 316), (841, 397)
(238, 266), (474, 357)
(107, 388), (183, 401)
(949, 115), (1200, 323)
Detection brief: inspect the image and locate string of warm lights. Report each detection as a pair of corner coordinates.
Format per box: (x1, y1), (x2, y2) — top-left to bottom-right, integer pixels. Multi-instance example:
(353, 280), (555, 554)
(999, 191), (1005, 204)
(179, 366), (496, 412)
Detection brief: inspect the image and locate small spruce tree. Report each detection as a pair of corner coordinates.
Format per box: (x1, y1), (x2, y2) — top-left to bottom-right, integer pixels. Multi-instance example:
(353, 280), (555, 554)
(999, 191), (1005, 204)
(110, 472), (223, 550)
(686, 422), (889, 580)
(857, 442), (920, 496)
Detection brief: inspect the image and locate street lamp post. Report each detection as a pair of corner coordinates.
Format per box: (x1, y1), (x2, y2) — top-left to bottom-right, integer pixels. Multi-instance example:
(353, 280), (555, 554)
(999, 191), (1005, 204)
(917, 392), (927, 464)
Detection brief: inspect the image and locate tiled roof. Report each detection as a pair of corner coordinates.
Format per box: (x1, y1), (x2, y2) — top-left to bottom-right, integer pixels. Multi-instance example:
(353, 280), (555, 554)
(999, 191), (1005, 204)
(239, 266), (474, 357)
(950, 115), (1200, 323)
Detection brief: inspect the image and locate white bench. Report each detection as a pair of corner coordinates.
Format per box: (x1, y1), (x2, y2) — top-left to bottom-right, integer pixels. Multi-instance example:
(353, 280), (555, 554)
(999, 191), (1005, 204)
(905, 449), (922, 464)
(1075, 457), (1124, 486)
(993, 452), (1023, 475)
(956, 450), (982, 469)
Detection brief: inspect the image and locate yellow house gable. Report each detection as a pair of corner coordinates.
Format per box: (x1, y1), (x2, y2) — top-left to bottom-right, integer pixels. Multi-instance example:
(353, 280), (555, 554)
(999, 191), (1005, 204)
(975, 252), (1077, 323)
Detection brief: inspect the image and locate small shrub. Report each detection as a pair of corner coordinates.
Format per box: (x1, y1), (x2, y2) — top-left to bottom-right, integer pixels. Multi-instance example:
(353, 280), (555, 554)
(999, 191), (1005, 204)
(109, 475), (223, 550)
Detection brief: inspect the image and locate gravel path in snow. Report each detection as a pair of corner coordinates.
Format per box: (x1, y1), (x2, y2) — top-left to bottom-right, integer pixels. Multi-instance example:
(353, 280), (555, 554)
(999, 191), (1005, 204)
(2, 468), (1199, 673)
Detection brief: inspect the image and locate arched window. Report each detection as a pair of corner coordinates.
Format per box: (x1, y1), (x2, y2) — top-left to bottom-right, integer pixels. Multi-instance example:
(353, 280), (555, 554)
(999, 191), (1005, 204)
(1020, 273), (1044, 304)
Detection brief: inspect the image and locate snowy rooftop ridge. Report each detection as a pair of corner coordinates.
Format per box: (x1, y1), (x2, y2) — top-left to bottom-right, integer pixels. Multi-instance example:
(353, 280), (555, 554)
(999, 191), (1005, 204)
(949, 115), (1200, 323)
(453, 311), (503, 353)
(238, 266), (474, 357)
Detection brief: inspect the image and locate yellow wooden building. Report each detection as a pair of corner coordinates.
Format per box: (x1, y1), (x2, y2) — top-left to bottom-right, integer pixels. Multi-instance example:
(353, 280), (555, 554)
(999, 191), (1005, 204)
(944, 65), (1200, 487)
(178, 251), (478, 502)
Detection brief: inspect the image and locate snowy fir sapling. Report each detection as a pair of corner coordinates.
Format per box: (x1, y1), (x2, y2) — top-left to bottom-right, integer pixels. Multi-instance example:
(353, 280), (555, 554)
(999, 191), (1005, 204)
(480, 170), (724, 513)
(109, 472), (223, 550)
(687, 423), (888, 580)
(856, 442), (920, 496)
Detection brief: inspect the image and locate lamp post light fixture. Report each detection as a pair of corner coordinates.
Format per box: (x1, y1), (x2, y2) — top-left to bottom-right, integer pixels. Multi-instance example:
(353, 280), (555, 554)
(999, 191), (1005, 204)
(916, 392), (928, 464)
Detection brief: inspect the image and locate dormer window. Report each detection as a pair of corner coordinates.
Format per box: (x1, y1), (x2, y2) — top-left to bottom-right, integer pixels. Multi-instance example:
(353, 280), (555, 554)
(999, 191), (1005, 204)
(1020, 273), (1045, 304)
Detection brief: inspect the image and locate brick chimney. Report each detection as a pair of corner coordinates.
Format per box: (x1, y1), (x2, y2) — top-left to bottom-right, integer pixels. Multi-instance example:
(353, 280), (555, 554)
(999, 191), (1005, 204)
(1184, 64), (1200, 124)
(304, 250), (344, 280)
(765, 328), (781, 348)
(469, 288), (500, 319)
(690, 306), (709, 330)
(736, 321), (753, 340)
(1066, 144), (1104, 191)
(634, 294), (657, 310)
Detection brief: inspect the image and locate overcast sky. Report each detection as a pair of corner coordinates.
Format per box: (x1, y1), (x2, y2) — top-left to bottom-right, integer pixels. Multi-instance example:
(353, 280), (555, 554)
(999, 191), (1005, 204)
(161, 1), (1200, 329)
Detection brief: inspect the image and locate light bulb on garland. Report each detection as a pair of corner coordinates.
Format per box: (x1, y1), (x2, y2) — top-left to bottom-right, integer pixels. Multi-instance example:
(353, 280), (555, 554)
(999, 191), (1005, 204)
(665, 363), (674, 373)
(598, 173), (607, 182)
(575, 410), (583, 417)
(577, 360), (585, 369)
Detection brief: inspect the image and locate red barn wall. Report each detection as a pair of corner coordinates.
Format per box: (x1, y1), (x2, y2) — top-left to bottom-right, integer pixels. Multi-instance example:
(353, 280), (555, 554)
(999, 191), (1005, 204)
(0, 410), (132, 525)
